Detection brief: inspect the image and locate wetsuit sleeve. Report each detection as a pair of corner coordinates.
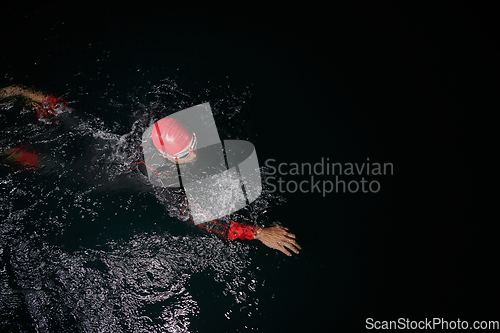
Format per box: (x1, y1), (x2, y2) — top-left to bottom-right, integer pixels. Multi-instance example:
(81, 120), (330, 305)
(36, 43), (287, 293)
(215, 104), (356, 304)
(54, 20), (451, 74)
(198, 220), (255, 240)
(137, 154), (148, 176)
(226, 222), (255, 240)
(2, 144), (43, 171)
(36, 95), (68, 119)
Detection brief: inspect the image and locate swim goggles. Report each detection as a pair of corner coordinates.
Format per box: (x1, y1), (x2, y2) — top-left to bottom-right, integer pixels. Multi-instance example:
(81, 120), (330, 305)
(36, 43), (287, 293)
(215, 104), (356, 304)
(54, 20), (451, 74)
(164, 133), (197, 160)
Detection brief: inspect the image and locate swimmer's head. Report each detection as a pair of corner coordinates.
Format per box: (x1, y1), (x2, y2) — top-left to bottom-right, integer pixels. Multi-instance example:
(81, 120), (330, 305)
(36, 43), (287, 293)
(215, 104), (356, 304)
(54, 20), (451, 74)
(152, 117), (198, 164)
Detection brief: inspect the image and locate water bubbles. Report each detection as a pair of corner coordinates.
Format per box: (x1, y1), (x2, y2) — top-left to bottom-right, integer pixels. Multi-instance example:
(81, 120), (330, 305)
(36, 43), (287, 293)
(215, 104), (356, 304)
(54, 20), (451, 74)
(224, 310), (232, 319)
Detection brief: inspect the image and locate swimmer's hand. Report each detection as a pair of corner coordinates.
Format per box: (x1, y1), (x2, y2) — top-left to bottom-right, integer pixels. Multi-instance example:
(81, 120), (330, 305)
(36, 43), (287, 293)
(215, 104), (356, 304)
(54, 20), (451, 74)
(254, 225), (301, 256)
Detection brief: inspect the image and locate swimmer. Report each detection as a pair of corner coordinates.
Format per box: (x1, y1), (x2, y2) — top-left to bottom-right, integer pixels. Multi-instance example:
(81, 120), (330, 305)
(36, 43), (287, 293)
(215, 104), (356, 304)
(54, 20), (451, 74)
(1, 86), (301, 255)
(140, 116), (301, 256)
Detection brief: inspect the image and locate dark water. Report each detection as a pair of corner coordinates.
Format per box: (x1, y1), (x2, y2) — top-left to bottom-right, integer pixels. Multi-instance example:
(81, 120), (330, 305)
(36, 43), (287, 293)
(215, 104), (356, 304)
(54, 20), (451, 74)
(1, 4), (495, 333)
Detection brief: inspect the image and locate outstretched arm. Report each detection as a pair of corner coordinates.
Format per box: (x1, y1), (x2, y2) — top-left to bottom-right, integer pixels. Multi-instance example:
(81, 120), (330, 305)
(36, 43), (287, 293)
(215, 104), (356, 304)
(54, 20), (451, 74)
(0, 85), (47, 104)
(1, 85), (68, 119)
(177, 199), (301, 256)
(198, 219), (301, 256)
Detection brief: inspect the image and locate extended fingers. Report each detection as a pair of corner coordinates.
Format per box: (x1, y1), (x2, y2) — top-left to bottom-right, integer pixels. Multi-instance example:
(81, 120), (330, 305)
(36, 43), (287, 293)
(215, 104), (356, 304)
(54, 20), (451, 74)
(277, 244), (292, 256)
(279, 227), (301, 253)
(282, 239), (300, 254)
(288, 238), (301, 251)
(281, 228), (297, 241)
(277, 235), (300, 255)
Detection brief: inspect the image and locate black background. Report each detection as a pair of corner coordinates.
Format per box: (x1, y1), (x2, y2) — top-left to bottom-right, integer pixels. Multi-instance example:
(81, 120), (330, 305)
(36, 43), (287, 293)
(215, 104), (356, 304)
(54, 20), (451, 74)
(1, 3), (496, 332)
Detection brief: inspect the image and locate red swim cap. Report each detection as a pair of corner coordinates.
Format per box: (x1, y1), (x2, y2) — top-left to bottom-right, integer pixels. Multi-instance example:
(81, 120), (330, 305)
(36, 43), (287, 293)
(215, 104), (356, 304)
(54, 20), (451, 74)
(152, 117), (193, 156)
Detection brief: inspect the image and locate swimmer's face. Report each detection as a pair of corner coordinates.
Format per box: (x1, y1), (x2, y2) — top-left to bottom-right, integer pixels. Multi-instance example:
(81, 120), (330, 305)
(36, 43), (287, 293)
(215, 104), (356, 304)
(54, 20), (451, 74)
(161, 136), (198, 164)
